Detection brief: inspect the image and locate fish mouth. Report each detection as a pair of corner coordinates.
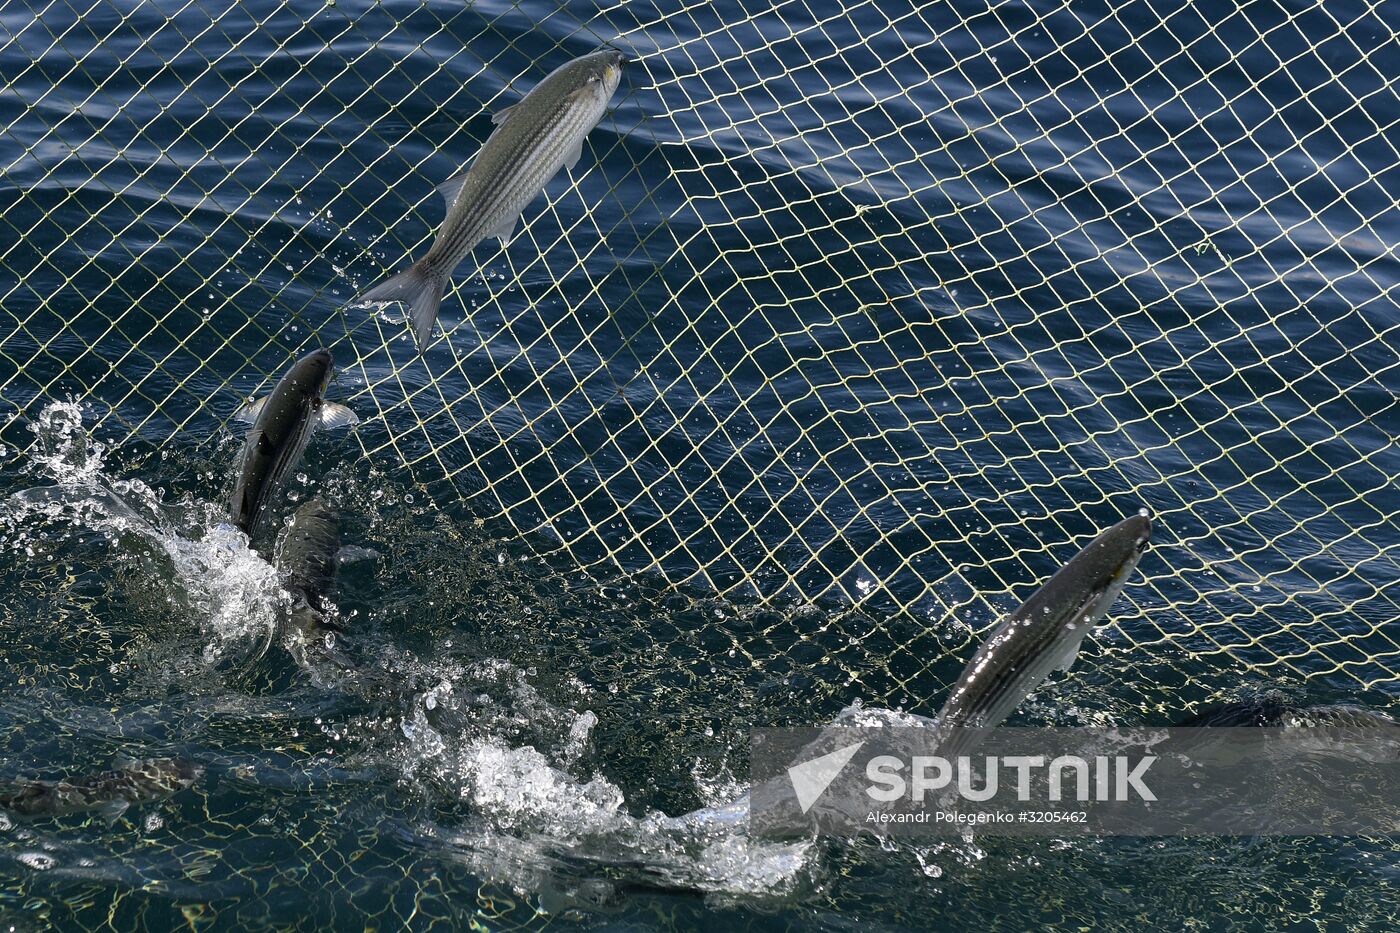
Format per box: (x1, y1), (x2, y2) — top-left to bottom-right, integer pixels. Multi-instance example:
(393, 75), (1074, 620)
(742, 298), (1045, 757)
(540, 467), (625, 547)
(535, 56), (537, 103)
(602, 50), (626, 85)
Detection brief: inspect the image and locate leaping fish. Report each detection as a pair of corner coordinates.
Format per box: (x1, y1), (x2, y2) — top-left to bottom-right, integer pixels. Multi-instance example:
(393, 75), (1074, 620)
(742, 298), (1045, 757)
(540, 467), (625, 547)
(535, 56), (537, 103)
(675, 514), (1152, 829)
(930, 513), (1152, 757)
(358, 49), (626, 351)
(230, 349), (357, 539)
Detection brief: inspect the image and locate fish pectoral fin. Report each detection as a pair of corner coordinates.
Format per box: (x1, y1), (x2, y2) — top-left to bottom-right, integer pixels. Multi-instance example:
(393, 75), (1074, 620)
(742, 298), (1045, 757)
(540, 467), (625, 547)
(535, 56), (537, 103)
(255, 432), (275, 455)
(316, 402), (359, 431)
(436, 172), (469, 208)
(99, 799), (130, 827)
(234, 396), (268, 424)
(490, 102), (518, 126)
(563, 140), (583, 173)
(1051, 624), (1093, 673)
(491, 212), (518, 244)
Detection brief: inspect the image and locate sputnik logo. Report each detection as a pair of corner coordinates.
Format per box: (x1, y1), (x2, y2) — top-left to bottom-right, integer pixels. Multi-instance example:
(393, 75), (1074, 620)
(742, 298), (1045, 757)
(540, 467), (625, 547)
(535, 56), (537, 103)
(787, 742), (865, 813)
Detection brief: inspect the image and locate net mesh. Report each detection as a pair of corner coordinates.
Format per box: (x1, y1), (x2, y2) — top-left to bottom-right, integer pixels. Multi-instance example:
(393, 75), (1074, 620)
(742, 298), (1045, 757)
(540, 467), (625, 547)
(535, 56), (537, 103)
(2, 0), (1398, 701)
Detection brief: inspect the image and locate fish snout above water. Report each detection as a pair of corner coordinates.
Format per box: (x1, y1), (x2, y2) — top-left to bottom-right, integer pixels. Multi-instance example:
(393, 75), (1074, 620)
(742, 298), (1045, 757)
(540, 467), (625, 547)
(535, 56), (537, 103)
(934, 514), (1152, 739)
(276, 496), (345, 637)
(229, 350), (357, 539)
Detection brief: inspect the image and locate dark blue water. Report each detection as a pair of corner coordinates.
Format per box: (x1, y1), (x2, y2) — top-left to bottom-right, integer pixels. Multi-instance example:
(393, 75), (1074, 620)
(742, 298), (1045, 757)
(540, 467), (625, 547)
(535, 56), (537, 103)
(0, 0), (1398, 928)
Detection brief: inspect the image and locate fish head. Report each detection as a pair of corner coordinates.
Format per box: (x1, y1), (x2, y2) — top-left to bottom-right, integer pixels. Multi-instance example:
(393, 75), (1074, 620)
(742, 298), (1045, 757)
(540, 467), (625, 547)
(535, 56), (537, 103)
(170, 759), (205, 788)
(578, 49), (625, 97)
(282, 496), (341, 557)
(288, 348), (336, 400)
(1023, 513), (1152, 634)
(290, 496), (337, 528)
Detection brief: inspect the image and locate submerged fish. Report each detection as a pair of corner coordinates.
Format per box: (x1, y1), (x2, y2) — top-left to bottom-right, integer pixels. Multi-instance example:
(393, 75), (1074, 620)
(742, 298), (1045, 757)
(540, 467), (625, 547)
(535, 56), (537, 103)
(358, 49), (626, 351)
(1180, 701), (1399, 729)
(0, 757), (201, 823)
(678, 514), (1152, 828)
(276, 496), (344, 639)
(230, 349), (357, 538)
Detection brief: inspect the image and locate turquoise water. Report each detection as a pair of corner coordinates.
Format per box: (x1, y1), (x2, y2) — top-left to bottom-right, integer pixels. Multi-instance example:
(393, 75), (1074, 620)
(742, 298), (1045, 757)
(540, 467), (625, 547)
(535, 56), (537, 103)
(1, 0), (1399, 928)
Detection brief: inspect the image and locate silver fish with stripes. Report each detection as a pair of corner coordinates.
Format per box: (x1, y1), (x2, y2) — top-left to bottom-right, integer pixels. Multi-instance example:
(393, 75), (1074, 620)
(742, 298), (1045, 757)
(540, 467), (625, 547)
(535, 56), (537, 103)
(0, 757), (201, 824)
(358, 49), (626, 351)
(929, 513), (1151, 758)
(230, 349), (357, 539)
(673, 514), (1151, 830)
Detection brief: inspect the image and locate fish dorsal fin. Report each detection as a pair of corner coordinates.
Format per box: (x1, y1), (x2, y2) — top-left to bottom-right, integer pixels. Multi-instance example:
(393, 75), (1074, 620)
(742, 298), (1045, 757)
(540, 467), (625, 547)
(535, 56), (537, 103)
(235, 396), (268, 424)
(317, 402), (358, 431)
(491, 102), (518, 126)
(436, 172), (469, 207)
(491, 212), (518, 244)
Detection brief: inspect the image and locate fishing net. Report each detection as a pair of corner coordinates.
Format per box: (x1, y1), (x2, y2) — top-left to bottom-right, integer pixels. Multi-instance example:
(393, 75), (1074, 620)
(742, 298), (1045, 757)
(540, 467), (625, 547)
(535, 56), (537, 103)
(1, 0), (1398, 712)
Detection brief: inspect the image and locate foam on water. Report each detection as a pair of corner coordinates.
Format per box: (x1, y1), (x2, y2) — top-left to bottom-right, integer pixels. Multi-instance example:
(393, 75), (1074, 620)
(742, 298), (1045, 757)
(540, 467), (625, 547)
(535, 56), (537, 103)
(2, 402), (284, 668)
(373, 650), (816, 900)
(0, 403), (908, 905)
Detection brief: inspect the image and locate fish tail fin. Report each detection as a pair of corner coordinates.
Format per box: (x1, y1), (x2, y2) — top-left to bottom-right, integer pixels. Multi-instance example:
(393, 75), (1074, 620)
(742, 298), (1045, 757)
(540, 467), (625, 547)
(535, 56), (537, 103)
(359, 261), (448, 352)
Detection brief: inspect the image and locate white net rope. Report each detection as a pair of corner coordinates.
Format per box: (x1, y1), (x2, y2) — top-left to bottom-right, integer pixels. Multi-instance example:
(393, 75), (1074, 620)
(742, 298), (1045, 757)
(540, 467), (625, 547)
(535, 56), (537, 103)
(2, 0), (1398, 700)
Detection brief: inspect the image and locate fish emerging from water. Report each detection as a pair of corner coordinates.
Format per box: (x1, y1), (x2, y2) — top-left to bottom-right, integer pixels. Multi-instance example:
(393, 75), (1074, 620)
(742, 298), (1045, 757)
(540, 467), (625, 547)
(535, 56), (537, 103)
(930, 513), (1152, 757)
(358, 49), (626, 351)
(276, 496), (344, 641)
(677, 514), (1152, 828)
(230, 349), (357, 538)
(0, 757), (201, 823)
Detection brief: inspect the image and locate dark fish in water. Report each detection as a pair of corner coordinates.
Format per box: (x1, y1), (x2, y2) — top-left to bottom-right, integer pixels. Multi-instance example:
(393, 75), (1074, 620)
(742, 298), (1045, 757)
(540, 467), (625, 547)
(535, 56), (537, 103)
(678, 514), (1153, 828)
(358, 49), (626, 351)
(0, 757), (201, 824)
(230, 349), (357, 538)
(276, 496), (344, 639)
(932, 514), (1152, 754)
(1176, 701), (1400, 766)
(1180, 701), (1399, 729)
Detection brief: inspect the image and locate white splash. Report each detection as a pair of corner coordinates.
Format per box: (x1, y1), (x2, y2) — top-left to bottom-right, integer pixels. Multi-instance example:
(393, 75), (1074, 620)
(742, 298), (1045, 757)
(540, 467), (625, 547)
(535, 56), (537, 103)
(3, 401), (283, 666)
(377, 652), (815, 900)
